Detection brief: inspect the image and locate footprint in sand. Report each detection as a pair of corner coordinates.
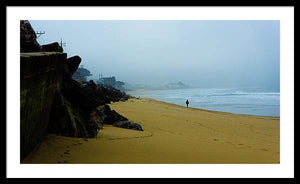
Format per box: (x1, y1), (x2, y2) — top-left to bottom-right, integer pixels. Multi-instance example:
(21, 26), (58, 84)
(238, 143), (244, 146)
(226, 141), (235, 146)
(260, 148), (269, 152)
(213, 139), (219, 141)
(73, 141), (83, 146)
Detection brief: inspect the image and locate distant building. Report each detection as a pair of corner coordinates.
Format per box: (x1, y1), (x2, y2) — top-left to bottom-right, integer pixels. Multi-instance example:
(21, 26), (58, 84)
(165, 81), (189, 89)
(97, 75), (125, 91)
(100, 76), (116, 86)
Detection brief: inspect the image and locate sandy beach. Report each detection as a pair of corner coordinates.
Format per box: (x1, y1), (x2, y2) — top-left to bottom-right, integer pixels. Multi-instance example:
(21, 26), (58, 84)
(22, 98), (280, 164)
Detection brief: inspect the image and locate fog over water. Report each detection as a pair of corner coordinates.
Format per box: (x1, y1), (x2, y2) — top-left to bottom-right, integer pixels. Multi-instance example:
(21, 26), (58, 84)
(30, 20), (280, 91)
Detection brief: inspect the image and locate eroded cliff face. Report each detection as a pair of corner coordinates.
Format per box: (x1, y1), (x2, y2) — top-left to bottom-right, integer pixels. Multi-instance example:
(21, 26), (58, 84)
(21, 52), (67, 159)
(20, 52), (137, 160)
(20, 20), (143, 161)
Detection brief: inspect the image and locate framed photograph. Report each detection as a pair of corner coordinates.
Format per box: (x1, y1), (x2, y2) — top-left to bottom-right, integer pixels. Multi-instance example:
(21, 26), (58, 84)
(4, 2), (295, 179)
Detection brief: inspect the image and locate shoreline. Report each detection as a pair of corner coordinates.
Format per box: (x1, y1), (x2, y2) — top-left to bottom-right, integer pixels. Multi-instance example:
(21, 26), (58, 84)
(22, 98), (280, 164)
(132, 97), (280, 119)
(126, 87), (280, 118)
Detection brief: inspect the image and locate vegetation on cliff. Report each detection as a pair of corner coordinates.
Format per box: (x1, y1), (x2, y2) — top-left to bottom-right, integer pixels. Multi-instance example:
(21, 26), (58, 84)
(72, 66), (92, 82)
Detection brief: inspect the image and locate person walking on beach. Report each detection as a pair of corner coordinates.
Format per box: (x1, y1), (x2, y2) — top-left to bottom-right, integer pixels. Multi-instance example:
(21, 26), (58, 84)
(186, 99), (189, 108)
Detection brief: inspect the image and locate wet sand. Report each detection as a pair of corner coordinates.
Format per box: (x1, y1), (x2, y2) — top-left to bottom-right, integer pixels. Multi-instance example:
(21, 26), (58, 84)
(22, 98), (280, 163)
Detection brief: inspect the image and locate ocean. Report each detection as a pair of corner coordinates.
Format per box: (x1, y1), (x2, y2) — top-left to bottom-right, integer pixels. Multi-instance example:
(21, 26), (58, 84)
(127, 87), (280, 117)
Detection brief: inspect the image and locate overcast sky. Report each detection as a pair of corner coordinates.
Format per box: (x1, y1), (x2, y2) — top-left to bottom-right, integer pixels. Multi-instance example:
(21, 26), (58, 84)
(29, 20), (280, 91)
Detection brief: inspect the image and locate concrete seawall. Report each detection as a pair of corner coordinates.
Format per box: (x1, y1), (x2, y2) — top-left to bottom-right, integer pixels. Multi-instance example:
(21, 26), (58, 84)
(20, 52), (67, 159)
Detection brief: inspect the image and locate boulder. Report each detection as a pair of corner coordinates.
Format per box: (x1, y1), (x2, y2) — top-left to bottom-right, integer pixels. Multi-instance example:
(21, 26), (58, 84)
(119, 98), (126, 102)
(81, 81), (131, 104)
(20, 20), (42, 52)
(96, 104), (143, 131)
(113, 121), (143, 131)
(103, 109), (128, 125)
(49, 92), (104, 138)
(61, 76), (104, 113)
(41, 42), (63, 52)
(87, 110), (103, 137)
(81, 81), (111, 105)
(48, 92), (88, 138)
(66, 56), (81, 75)
(95, 105), (110, 121)
(111, 110), (128, 122)
(85, 80), (97, 90)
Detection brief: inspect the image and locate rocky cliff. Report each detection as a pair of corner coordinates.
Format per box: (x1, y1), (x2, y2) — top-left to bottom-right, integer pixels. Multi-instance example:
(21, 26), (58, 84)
(20, 51), (140, 160)
(20, 20), (142, 160)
